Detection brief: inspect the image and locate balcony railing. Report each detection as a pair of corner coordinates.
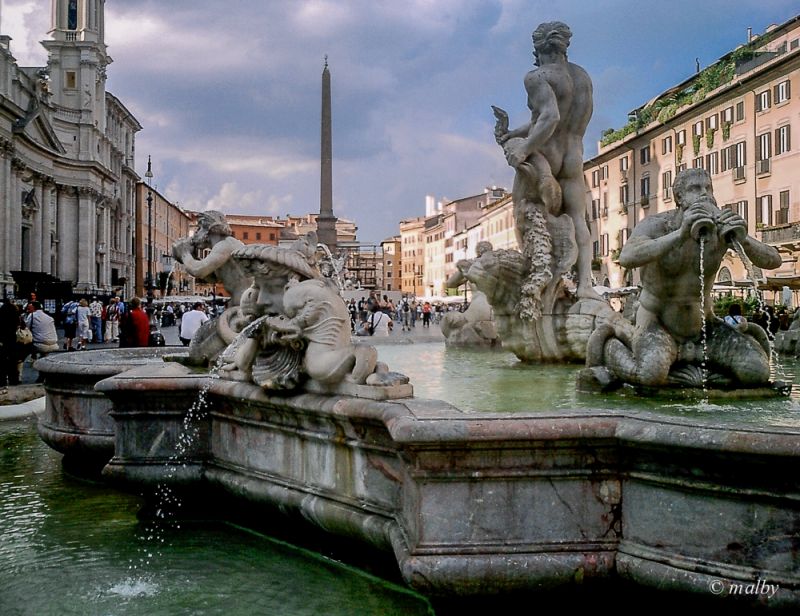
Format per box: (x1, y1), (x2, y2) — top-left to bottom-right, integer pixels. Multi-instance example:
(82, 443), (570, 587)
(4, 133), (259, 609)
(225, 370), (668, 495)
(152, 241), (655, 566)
(757, 159), (771, 175)
(733, 166), (746, 181)
(761, 221), (800, 244)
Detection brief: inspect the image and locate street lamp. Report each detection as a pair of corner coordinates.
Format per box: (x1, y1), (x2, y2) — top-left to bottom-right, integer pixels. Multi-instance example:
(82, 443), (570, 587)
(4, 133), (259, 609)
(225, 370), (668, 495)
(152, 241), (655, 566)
(145, 155), (155, 322)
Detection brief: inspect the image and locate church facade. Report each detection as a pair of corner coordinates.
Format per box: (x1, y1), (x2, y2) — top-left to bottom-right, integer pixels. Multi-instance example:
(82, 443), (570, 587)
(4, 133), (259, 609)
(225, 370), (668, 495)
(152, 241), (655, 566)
(0, 0), (140, 300)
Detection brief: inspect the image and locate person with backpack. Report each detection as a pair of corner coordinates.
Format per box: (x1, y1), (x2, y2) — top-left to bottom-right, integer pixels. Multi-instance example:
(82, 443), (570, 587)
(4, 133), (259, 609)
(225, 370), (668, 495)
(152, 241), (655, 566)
(400, 297), (411, 331)
(61, 298), (79, 350)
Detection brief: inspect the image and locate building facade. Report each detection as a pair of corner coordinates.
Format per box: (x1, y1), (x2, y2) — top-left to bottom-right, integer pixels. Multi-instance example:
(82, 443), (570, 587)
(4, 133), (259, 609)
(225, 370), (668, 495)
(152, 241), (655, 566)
(135, 182), (191, 298)
(380, 236), (401, 291)
(399, 216), (425, 297)
(0, 0), (141, 300)
(586, 16), (800, 297)
(226, 214), (282, 245)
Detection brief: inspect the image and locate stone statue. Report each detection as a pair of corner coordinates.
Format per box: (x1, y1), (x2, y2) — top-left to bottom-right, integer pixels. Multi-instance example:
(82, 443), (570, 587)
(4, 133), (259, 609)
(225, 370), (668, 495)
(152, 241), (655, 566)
(172, 211), (251, 305)
(584, 169), (781, 390)
(171, 211), (253, 365)
(216, 237), (408, 394)
(442, 242), (498, 347)
(473, 21), (609, 362)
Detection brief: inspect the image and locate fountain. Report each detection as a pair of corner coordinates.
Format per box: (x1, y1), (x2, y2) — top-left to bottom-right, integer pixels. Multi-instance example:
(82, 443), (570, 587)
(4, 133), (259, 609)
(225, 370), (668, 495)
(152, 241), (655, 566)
(30, 20), (800, 610)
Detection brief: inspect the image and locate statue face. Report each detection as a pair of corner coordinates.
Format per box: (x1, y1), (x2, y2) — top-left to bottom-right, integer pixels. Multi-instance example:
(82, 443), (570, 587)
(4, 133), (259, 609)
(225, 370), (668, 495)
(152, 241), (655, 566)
(254, 274), (290, 315)
(675, 173), (715, 210)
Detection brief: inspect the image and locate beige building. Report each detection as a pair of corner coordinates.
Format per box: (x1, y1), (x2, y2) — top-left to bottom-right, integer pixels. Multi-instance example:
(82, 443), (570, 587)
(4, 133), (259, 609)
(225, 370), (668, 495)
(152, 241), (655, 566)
(586, 15), (800, 297)
(136, 182), (191, 297)
(0, 0), (141, 301)
(399, 216), (425, 297)
(380, 236), (401, 291)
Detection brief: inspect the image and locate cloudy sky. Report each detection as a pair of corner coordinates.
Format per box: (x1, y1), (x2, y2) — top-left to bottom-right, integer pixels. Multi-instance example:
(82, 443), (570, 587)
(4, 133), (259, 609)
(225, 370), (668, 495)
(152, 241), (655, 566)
(3, 1), (798, 243)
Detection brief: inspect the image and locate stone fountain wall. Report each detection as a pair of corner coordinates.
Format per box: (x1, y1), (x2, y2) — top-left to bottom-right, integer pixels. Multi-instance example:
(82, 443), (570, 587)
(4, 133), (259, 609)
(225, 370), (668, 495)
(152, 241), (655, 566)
(86, 362), (799, 605)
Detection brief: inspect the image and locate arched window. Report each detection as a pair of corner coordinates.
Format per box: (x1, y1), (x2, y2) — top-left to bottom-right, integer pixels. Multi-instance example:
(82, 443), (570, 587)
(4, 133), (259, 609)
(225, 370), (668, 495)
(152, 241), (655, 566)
(716, 266), (732, 284)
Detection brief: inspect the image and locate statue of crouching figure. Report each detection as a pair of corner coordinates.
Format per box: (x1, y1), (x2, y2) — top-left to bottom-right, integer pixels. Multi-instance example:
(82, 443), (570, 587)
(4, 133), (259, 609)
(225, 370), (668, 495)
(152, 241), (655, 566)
(584, 169), (783, 392)
(218, 241), (408, 391)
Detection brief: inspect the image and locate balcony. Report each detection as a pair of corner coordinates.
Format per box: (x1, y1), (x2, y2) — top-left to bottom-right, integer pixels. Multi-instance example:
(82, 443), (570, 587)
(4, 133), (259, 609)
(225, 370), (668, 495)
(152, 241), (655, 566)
(733, 166), (746, 182)
(757, 159), (771, 175)
(761, 221), (800, 245)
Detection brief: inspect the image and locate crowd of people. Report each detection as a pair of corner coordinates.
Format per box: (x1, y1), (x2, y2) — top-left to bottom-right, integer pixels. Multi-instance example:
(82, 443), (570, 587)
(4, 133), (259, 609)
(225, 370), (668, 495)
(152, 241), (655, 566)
(0, 294), (220, 393)
(347, 292), (466, 336)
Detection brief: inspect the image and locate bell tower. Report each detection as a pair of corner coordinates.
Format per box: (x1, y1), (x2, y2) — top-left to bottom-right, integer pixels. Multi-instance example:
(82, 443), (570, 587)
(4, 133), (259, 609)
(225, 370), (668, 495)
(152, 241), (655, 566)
(42, 0), (111, 155)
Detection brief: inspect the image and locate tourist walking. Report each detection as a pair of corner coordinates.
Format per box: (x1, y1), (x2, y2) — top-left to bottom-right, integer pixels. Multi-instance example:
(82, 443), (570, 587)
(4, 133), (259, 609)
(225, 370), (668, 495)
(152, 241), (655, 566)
(76, 299), (91, 350)
(104, 297), (121, 343)
(119, 297), (151, 348)
(179, 302), (209, 346)
(422, 302), (432, 328)
(0, 301), (22, 392)
(61, 298), (79, 350)
(89, 296), (104, 343)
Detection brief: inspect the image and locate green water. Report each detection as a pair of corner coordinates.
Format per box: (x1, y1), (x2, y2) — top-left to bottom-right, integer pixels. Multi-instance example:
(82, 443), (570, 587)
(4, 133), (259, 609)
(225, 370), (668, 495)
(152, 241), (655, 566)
(377, 342), (800, 430)
(0, 419), (432, 616)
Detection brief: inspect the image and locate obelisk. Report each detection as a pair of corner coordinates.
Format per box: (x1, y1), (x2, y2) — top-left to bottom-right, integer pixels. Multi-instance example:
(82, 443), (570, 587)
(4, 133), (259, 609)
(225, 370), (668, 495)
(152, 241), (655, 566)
(317, 55), (338, 252)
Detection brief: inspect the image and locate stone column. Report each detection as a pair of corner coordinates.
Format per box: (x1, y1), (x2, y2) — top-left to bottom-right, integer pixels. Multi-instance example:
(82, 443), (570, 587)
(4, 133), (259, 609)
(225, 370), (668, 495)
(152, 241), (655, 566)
(30, 175), (44, 272)
(39, 177), (54, 275)
(9, 159), (23, 273)
(0, 141), (11, 293)
(76, 187), (94, 290)
(56, 185), (73, 282)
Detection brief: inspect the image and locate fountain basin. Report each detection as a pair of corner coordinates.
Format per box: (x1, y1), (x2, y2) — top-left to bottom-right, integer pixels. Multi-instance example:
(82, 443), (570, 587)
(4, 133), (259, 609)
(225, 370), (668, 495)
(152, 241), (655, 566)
(88, 360), (800, 605)
(35, 348), (176, 471)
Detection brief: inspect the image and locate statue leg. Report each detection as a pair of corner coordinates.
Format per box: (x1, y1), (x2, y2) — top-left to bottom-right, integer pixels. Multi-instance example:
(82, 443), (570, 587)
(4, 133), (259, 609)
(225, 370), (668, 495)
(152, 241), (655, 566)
(604, 324), (677, 387)
(561, 176), (601, 300)
(706, 325), (770, 386)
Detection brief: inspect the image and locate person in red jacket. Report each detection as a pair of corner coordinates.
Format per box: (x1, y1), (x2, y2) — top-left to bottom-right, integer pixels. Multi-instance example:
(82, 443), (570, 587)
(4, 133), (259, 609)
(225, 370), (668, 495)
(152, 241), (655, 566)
(120, 297), (151, 348)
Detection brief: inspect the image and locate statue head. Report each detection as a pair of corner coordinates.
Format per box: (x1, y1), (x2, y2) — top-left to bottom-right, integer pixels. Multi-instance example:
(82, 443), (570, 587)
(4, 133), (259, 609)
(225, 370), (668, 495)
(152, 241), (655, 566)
(475, 241), (493, 257)
(532, 22), (572, 63)
(673, 168), (716, 211)
(194, 211), (233, 246)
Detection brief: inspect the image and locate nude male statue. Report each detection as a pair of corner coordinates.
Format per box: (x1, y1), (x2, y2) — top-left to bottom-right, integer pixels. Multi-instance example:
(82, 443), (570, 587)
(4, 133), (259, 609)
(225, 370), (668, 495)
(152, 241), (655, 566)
(497, 21), (596, 299)
(172, 211), (251, 305)
(604, 168), (780, 387)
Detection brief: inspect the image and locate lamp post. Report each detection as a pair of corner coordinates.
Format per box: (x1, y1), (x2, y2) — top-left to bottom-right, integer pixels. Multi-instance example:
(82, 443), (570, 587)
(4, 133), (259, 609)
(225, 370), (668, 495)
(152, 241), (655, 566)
(145, 155), (155, 323)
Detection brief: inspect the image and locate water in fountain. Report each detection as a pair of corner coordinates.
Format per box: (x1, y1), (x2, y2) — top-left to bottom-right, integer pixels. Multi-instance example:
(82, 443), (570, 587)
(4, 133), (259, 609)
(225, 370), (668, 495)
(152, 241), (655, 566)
(731, 238), (786, 380)
(699, 235), (709, 393)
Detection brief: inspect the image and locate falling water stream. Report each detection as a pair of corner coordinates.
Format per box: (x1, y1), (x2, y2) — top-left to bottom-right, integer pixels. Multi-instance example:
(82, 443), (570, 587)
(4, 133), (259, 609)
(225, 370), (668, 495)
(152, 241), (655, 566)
(698, 236), (709, 393)
(732, 239), (786, 380)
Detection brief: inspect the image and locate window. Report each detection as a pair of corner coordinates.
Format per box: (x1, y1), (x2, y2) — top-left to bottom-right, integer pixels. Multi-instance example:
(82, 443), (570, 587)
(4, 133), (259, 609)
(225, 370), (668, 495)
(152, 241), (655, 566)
(756, 89), (771, 112)
(601, 233), (609, 257)
(735, 141), (747, 168)
(706, 114), (718, 131)
(256, 232), (262, 240)
(640, 176), (650, 205)
(242, 231), (249, 240)
(591, 199), (600, 220)
(777, 190), (790, 224)
(757, 132), (772, 174)
(735, 101), (745, 122)
(775, 80), (791, 104)
(776, 125), (791, 155)
(693, 121), (704, 137)
(601, 165), (609, 180)
(619, 155), (629, 172)
(721, 146), (733, 172)
(269, 233), (275, 241)
(65, 71), (77, 89)
(676, 163), (687, 173)
(591, 170), (599, 187)
(722, 106), (734, 124)
(68, 0), (78, 30)
(676, 130), (686, 146)
(706, 151), (719, 175)
(619, 184), (629, 206)
(640, 145), (651, 164)
(593, 240), (600, 259)
(662, 171), (672, 200)
(662, 135), (673, 155)
(693, 157), (704, 169)
(757, 195), (773, 226)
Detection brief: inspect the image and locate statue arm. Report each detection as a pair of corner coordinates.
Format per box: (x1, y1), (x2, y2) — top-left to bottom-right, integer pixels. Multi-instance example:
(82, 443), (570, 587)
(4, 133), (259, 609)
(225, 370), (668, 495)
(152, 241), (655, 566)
(618, 227), (683, 269)
(180, 242), (233, 279)
(739, 236), (782, 270)
(522, 73), (560, 153)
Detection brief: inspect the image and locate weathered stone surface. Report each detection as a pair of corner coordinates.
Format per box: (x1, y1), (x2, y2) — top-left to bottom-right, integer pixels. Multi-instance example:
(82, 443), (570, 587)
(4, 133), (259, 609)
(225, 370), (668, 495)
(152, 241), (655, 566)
(70, 362), (800, 605)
